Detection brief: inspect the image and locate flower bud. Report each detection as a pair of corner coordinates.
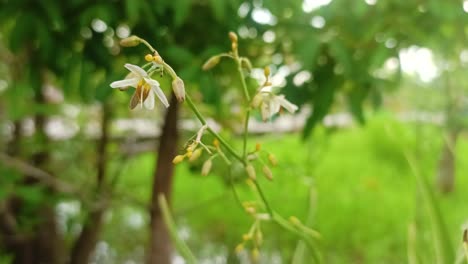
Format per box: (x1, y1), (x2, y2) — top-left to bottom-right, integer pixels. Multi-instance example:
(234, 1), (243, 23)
(172, 77), (185, 102)
(289, 216), (301, 226)
(251, 248), (260, 263)
(120, 36), (141, 47)
(201, 159), (212, 176)
(235, 243), (244, 254)
(144, 54), (154, 62)
(255, 143), (261, 152)
(264, 66), (270, 77)
(268, 153), (278, 167)
(202, 55), (221, 71)
(262, 165), (273, 181)
(242, 233), (252, 241)
(245, 164), (256, 180)
(241, 58), (252, 71)
(251, 93), (263, 108)
(245, 206), (256, 214)
(153, 55), (164, 64)
(213, 139), (220, 148)
(189, 148), (202, 162)
(172, 155), (185, 164)
(186, 150), (193, 158)
(231, 42), (238, 51)
(229, 31), (238, 43)
(255, 230), (263, 245)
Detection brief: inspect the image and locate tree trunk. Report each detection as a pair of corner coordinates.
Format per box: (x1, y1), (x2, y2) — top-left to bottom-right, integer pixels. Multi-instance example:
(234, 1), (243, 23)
(436, 130), (459, 193)
(70, 103), (111, 264)
(9, 87), (64, 264)
(147, 94), (179, 264)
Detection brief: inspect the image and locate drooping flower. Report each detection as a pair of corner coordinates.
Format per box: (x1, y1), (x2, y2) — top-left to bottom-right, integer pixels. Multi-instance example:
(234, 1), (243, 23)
(251, 88), (298, 121)
(110, 63), (169, 110)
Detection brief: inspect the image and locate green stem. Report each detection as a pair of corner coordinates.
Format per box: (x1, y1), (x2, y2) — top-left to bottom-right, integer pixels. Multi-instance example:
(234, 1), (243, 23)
(242, 110), (250, 159)
(158, 194), (197, 263)
(185, 94), (243, 163)
(253, 180), (273, 216)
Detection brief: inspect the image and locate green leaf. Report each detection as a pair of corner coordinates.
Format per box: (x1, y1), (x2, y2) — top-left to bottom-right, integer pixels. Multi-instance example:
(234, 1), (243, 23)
(209, 0), (225, 21)
(173, 0), (192, 27)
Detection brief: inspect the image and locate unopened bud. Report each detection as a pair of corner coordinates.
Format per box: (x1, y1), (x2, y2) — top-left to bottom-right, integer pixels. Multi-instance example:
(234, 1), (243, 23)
(232, 42), (238, 52)
(245, 164), (256, 180)
(229, 32), (238, 43)
(289, 216), (301, 226)
(245, 206), (256, 214)
(255, 230), (263, 245)
(242, 234), (252, 241)
(255, 143), (261, 152)
(172, 155), (185, 164)
(251, 248), (260, 263)
(262, 166), (273, 181)
(120, 36), (141, 47)
(264, 66), (270, 77)
(186, 150), (193, 158)
(241, 58), (252, 71)
(189, 148), (202, 162)
(213, 139), (220, 148)
(145, 54), (154, 62)
(172, 77), (185, 102)
(251, 93), (263, 108)
(153, 55), (164, 64)
(235, 243), (244, 254)
(268, 153), (278, 166)
(202, 55), (221, 71)
(201, 159), (212, 176)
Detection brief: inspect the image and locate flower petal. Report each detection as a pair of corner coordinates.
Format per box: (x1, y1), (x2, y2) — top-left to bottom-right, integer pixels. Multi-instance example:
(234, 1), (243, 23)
(277, 95), (298, 113)
(144, 89), (155, 109)
(151, 85), (169, 108)
(110, 78), (139, 88)
(145, 77), (160, 87)
(124, 63), (147, 77)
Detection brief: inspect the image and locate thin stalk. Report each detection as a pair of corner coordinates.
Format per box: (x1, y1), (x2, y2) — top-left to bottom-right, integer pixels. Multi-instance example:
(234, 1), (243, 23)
(242, 111), (250, 159)
(253, 180), (273, 216)
(158, 194), (197, 264)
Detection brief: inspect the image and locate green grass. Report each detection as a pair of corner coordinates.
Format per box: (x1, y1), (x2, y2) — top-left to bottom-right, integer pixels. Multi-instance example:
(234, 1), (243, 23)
(108, 113), (468, 263)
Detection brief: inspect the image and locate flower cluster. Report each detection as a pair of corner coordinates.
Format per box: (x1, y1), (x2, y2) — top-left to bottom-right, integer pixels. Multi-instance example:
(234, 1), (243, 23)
(111, 33), (320, 263)
(110, 36), (185, 110)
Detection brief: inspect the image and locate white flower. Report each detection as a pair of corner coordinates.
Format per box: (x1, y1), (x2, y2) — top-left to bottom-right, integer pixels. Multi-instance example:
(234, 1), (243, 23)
(110, 63), (169, 110)
(252, 89), (298, 121)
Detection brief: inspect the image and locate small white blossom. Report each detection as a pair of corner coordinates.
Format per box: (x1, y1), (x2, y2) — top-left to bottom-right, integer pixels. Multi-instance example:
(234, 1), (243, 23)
(110, 63), (169, 109)
(251, 88), (298, 121)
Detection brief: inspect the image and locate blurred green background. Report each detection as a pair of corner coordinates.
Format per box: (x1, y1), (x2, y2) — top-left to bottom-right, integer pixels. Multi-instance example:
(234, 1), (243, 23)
(1, 0), (468, 263)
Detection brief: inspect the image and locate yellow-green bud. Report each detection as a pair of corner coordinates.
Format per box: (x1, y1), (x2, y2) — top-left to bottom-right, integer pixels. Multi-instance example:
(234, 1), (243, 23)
(251, 93), (263, 108)
(229, 31), (238, 43)
(235, 243), (244, 254)
(172, 155), (185, 164)
(268, 153), (278, 167)
(120, 36), (141, 47)
(255, 230), (263, 245)
(264, 66), (270, 77)
(245, 164), (256, 180)
(172, 77), (185, 102)
(189, 148), (202, 162)
(262, 165), (273, 181)
(251, 248), (260, 263)
(201, 159), (212, 176)
(202, 56), (221, 71)
(241, 58), (253, 71)
(289, 216), (301, 226)
(145, 54), (154, 62)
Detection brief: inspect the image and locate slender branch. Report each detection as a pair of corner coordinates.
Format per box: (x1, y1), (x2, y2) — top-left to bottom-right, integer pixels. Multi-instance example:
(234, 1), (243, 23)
(0, 152), (77, 195)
